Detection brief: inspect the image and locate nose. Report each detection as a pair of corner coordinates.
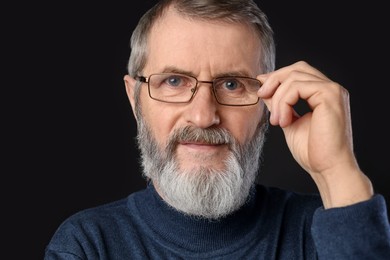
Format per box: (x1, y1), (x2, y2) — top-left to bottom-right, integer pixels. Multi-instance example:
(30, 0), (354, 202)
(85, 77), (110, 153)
(185, 81), (220, 128)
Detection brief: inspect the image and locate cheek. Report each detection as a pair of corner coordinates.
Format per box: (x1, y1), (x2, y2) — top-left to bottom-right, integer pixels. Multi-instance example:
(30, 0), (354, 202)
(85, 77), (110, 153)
(140, 97), (181, 146)
(224, 107), (263, 144)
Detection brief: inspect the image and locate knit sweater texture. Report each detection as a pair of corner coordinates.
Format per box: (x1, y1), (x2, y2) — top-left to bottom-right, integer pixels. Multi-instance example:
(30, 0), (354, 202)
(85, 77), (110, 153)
(44, 184), (390, 259)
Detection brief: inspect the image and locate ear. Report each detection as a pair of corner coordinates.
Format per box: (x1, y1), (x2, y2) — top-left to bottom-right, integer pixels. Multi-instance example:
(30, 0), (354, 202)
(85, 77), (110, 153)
(123, 75), (138, 121)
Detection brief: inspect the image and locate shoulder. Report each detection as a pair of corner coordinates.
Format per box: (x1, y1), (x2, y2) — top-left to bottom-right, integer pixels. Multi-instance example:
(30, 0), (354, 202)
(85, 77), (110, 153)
(51, 196), (129, 237)
(51, 188), (150, 237)
(45, 190), (147, 258)
(63, 187), (151, 226)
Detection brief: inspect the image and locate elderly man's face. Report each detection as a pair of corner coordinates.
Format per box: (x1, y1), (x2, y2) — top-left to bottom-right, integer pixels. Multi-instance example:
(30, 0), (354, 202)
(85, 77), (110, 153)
(124, 8), (267, 218)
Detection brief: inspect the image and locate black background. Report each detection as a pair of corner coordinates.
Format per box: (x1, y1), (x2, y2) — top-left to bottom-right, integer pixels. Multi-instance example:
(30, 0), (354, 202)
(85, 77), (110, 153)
(5, 1), (389, 259)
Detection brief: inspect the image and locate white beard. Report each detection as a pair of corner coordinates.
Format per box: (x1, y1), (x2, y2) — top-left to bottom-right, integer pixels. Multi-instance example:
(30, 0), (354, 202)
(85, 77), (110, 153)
(136, 117), (268, 219)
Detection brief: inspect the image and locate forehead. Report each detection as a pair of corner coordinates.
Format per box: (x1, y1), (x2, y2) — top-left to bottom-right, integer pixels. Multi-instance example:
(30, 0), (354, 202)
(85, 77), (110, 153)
(145, 8), (262, 77)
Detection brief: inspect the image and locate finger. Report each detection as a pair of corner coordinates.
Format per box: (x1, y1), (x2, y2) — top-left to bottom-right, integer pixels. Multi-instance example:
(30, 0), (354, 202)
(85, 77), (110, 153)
(276, 79), (330, 125)
(259, 74), (326, 126)
(257, 61), (329, 98)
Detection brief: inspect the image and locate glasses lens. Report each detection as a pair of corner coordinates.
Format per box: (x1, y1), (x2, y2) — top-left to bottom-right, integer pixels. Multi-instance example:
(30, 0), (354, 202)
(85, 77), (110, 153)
(213, 77), (261, 105)
(148, 73), (196, 103)
(146, 73), (260, 106)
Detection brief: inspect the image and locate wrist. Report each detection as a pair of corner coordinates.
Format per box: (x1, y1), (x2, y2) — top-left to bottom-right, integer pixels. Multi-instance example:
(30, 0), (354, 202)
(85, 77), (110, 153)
(312, 166), (374, 209)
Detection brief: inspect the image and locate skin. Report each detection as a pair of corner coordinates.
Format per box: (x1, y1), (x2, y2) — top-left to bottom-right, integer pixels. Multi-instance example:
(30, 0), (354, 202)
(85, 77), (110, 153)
(257, 63), (373, 208)
(124, 7), (373, 209)
(125, 8), (263, 173)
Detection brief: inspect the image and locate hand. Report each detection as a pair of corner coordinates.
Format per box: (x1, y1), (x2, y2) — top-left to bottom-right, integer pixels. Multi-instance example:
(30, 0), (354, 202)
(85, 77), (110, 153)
(257, 61), (373, 208)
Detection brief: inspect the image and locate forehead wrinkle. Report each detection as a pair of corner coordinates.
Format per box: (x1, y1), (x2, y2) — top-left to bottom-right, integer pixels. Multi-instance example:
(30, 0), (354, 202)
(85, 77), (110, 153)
(146, 8), (262, 79)
(159, 66), (254, 79)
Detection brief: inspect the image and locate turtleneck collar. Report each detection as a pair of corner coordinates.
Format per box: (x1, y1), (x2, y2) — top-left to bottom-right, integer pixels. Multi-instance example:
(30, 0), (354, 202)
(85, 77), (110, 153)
(132, 183), (267, 253)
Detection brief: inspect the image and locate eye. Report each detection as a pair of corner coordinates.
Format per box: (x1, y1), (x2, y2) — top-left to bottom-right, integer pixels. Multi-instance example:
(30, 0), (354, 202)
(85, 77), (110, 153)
(165, 75), (184, 87)
(223, 79), (239, 91)
(215, 78), (244, 92)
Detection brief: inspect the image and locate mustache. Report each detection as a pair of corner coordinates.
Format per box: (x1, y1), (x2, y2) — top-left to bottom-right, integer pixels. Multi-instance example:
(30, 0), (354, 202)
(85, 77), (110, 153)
(173, 126), (233, 144)
(166, 126), (235, 152)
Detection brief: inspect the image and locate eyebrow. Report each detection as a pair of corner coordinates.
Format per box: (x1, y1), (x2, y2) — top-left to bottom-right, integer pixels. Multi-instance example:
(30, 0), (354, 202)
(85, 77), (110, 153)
(160, 66), (253, 79)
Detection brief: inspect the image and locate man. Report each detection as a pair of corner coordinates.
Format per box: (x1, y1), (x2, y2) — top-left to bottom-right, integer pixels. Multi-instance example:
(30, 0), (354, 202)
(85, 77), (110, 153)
(44, 0), (390, 259)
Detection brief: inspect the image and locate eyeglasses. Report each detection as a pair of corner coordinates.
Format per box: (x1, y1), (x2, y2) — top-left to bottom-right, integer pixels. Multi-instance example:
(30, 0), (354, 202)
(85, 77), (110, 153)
(135, 73), (262, 106)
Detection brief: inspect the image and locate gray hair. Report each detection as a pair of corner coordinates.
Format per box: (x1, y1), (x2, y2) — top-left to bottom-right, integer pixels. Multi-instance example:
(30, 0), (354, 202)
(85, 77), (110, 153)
(127, 0), (275, 102)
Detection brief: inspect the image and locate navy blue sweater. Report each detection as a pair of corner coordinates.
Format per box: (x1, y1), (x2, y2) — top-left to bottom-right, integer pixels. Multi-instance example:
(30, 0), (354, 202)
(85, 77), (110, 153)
(45, 184), (390, 259)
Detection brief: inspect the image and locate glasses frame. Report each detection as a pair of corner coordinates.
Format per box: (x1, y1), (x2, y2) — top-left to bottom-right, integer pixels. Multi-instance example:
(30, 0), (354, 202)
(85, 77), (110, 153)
(135, 73), (261, 107)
